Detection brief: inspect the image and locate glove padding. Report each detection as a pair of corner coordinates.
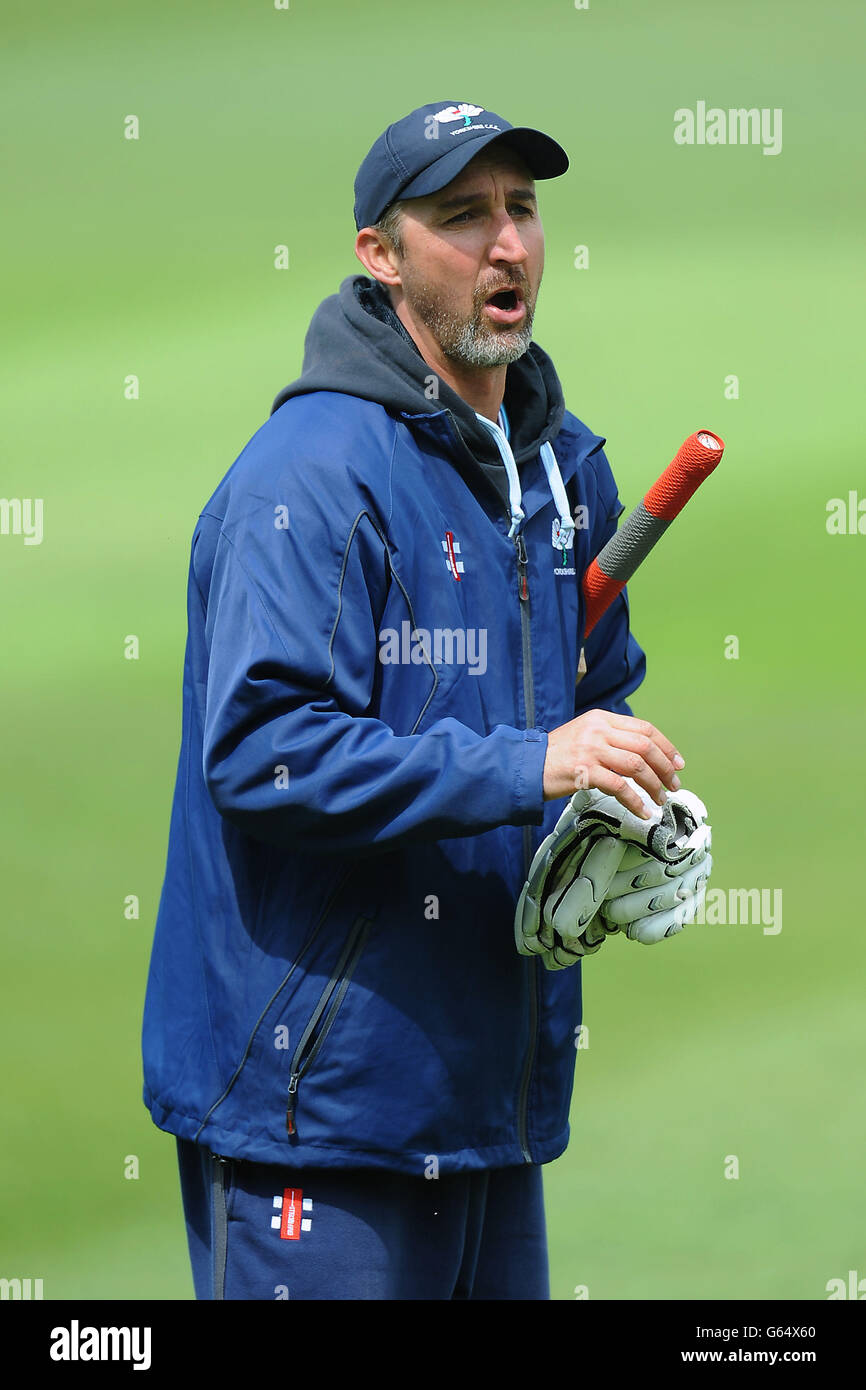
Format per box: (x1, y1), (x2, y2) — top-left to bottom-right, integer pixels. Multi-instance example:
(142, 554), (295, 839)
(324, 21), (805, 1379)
(515, 781), (712, 968)
(598, 800), (712, 943)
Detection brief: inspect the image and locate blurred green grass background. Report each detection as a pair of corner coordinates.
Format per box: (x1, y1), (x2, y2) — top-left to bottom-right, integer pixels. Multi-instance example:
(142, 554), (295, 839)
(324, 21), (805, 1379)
(1, 0), (863, 1300)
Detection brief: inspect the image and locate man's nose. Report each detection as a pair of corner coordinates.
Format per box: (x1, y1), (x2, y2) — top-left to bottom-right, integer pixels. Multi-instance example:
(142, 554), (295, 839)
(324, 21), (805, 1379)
(488, 212), (529, 264)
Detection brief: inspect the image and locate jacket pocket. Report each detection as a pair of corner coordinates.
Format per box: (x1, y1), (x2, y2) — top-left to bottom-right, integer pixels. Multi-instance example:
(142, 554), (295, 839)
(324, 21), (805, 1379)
(285, 913), (374, 1139)
(193, 865), (360, 1144)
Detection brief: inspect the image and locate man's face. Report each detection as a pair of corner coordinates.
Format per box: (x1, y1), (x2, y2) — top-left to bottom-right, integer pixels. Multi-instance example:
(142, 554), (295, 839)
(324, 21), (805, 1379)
(390, 148), (544, 369)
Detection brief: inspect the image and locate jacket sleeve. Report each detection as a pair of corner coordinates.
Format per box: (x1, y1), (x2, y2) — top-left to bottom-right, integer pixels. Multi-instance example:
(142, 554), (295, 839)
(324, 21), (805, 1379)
(574, 442), (647, 717)
(199, 489), (547, 857)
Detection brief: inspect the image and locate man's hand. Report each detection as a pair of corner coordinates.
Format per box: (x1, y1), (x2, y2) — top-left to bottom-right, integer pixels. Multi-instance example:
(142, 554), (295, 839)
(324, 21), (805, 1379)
(542, 710), (685, 819)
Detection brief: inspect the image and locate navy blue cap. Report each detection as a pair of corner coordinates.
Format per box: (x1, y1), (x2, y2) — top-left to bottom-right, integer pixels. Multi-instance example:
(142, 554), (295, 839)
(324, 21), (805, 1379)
(353, 101), (569, 231)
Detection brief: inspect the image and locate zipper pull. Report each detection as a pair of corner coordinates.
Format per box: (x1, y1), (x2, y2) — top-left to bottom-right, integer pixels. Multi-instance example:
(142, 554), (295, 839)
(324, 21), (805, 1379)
(515, 533), (529, 602)
(286, 1072), (300, 1137)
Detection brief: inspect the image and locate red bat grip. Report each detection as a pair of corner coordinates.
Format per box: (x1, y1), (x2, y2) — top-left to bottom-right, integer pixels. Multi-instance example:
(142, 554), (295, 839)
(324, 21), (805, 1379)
(582, 560), (624, 637)
(643, 429), (724, 521)
(582, 430), (724, 636)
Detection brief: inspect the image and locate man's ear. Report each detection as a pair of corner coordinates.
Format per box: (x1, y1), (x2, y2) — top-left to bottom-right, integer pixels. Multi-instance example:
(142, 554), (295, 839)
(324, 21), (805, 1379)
(355, 228), (402, 288)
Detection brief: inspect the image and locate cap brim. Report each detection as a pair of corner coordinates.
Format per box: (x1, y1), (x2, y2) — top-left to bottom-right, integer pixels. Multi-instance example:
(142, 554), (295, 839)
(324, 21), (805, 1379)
(395, 126), (568, 205)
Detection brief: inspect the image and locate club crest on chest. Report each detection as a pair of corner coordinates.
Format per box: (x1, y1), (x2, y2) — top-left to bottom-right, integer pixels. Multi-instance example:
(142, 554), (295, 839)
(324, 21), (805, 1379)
(552, 517), (576, 576)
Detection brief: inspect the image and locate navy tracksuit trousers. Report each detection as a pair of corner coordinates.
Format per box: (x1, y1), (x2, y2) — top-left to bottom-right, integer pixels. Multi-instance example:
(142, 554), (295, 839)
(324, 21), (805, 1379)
(177, 1138), (549, 1301)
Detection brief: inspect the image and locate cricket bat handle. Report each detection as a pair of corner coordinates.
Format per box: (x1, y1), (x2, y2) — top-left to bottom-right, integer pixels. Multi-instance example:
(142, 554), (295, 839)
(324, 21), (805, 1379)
(582, 430), (725, 636)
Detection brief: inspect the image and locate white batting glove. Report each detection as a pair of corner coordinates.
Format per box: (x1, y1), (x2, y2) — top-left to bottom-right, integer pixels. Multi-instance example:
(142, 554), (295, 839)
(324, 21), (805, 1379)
(514, 788), (629, 969)
(515, 781), (712, 967)
(515, 780), (709, 969)
(598, 790), (712, 944)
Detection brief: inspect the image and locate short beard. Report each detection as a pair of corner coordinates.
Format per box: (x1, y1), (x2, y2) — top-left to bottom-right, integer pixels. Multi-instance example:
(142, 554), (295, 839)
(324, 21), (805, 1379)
(399, 270), (535, 368)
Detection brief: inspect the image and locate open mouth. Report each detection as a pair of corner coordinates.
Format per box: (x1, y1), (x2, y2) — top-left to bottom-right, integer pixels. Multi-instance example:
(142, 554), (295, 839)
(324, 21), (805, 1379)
(489, 288), (520, 309)
(483, 286), (526, 324)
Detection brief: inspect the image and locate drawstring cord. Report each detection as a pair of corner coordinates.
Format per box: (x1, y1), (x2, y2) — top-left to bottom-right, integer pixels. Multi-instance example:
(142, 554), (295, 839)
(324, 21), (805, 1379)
(474, 408), (574, 552)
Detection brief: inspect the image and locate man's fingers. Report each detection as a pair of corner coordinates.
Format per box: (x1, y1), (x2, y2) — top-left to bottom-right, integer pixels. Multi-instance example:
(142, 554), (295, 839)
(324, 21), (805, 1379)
(594, 745), (668, 808)
(605, 728), (682, 793)
(571, 765), (656, 820)
(602, 713), (684, 771)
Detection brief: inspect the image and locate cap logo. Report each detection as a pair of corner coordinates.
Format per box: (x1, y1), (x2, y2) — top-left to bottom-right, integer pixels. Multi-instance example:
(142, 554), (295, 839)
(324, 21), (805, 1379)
(433, 103), (484, 127)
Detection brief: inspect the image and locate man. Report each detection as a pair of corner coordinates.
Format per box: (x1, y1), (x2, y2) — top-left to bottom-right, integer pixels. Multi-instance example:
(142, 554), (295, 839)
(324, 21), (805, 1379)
(142, 101), (685, 1301)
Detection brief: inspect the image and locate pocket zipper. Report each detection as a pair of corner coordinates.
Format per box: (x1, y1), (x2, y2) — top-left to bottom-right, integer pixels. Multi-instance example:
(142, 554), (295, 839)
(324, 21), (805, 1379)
(285, 915), (373, 1138)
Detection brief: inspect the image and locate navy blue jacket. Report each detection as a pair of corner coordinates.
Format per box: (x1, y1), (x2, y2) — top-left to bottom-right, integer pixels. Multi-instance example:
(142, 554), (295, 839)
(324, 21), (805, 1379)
(142, 276), (646, 1174)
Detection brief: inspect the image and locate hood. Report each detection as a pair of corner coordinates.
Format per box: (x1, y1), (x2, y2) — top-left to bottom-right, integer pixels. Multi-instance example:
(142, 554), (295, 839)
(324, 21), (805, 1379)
(270, 275), (566, 506)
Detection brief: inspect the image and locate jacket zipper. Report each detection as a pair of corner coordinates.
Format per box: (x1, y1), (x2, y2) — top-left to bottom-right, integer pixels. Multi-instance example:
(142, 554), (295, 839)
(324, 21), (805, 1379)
(514, 529), (539, 1164)
(434, 409), (544, 1162)
(285, 915), (373, 1138)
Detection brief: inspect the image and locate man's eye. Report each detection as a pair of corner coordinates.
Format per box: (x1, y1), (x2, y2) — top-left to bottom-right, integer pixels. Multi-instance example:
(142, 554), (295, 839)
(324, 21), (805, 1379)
(444, 205), (534, 226)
